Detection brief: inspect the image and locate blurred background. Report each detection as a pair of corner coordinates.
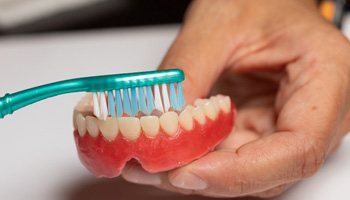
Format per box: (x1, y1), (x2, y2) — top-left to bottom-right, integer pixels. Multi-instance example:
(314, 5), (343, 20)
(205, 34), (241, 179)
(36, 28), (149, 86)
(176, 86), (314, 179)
(1, 1), (350, 200)
(0, 0), (349, 36)
(0, 0), (191, 36)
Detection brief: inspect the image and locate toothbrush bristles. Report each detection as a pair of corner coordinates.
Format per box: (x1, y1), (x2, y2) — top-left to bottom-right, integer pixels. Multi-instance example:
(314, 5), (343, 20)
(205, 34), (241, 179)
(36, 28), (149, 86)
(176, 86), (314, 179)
(92, 81), (186, 120)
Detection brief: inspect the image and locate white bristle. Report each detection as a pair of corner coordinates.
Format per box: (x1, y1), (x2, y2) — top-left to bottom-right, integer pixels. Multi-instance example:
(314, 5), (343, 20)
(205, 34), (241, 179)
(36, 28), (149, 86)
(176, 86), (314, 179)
(154, 84), (164, 113)
(92, 92), (101, 118)
(99, 92), (108, 120)
(161, 84), (170, 112)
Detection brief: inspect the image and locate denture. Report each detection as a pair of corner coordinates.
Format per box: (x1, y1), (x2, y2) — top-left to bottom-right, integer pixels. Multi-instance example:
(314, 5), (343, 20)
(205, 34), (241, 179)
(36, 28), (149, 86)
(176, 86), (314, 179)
(73, 94), (235, 178)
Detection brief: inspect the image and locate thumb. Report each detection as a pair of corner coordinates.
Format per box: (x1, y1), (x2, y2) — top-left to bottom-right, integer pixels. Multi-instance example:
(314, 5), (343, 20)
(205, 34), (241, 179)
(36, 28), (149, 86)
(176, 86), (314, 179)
(158, 25), (233, 103)
(167, 132), (321, 197)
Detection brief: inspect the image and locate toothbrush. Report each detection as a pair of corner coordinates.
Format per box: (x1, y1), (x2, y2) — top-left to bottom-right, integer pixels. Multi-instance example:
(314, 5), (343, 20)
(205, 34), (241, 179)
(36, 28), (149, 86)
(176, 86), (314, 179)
(0, 69), (185, 119)
(0, 67), (236, 177)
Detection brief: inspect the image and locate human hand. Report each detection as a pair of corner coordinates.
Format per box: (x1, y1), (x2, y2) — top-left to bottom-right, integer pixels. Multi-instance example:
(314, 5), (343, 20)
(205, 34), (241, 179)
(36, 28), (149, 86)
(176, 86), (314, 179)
(122, 0), (350, 197)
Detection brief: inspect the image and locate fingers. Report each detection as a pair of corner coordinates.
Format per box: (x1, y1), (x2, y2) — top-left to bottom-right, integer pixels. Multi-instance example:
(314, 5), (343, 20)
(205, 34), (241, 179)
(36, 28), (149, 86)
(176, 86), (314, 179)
(121, 161), (162, 185)
(158, 1), (236, 103)
(251, 182), (295, 198)
(122, 132), (315, 197)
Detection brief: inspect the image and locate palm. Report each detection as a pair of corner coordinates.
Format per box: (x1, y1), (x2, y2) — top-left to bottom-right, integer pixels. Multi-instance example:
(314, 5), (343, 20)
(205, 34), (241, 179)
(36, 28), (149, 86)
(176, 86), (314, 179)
(212, 72), (280, 150)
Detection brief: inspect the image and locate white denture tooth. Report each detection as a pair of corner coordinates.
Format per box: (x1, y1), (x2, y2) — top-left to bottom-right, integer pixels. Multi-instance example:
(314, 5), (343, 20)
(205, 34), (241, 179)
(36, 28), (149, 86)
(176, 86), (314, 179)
(73, 110), (78, 129)
(140, 116), (160, 138)
(203, 101), (218, 120)
(86, 116), (99, 138)
(76, 113), (87, 137)
(185, 105), (195, 111)
(194, 99), (206, 106)
(221, 96), (231, 113)
(191, 106), (206, 125)
(98, 117), (119, 141)
(159, 111), (179, 137)
(118, 117), (141, 140)
(225, 96), (231, 108)
(210, 97), (220, 113)
(179, 108), (193, 131)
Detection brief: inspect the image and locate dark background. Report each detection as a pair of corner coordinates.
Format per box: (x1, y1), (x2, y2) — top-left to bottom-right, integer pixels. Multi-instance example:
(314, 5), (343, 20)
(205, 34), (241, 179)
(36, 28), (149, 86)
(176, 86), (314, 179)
(0, 0), (191, 36)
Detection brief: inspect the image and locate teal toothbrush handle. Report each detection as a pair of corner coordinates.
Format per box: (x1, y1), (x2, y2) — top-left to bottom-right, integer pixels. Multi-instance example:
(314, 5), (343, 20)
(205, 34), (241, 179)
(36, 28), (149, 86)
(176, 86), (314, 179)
(0, 79), (89, 118)
(0, 69), (184, 119)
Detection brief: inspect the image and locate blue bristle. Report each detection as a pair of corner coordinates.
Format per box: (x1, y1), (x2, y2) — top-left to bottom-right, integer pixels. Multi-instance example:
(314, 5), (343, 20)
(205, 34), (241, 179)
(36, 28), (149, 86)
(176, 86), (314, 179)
(138, 87), (148, 114)
(146, 86), (154, 113)
(177, 82), (185, 109)
(130, 87), (139, 116)
(108, 91), (116, 117)
(169, 83), (178, 110)
(123, 89), (132, 116)
(115, 89), (123, 117)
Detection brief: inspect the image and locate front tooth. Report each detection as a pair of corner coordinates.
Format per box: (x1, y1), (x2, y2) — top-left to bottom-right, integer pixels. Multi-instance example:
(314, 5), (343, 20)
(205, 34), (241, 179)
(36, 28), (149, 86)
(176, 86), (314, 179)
(140, 116), (160, 138)
(98, 117), (119, 141)
(86, 116), (99, 137)
(179, 108), (193, 131)
(118, 117), (141, 140)
(191, 106), (206, 125)
(159, 111), (179, 136)
(76, 113), (86, 137)
(203, 101), (218, 120)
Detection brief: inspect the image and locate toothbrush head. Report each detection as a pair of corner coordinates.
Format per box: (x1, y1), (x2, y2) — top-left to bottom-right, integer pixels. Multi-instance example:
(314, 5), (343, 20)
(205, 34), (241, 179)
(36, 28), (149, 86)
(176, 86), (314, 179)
(91, 69), (186, 120)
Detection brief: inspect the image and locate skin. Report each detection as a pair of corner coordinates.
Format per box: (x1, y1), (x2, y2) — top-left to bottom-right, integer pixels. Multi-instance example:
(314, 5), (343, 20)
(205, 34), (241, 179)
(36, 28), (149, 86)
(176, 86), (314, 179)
(122, 0), (350, 198)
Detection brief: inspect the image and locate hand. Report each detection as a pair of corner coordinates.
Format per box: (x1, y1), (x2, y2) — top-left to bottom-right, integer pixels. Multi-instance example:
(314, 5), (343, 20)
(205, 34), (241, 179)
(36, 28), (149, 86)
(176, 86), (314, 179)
(122, 0), (350, 197)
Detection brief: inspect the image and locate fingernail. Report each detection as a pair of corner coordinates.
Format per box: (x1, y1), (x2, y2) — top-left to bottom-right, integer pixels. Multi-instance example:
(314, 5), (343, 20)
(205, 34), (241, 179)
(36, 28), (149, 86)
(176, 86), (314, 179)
(170, 171), (207, 190)
(122, 167), (161, 185)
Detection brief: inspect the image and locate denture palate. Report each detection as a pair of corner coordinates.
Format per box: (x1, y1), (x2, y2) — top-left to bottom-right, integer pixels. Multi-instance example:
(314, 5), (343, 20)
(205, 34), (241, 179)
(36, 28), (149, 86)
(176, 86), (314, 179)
(74, 94), (231, 141)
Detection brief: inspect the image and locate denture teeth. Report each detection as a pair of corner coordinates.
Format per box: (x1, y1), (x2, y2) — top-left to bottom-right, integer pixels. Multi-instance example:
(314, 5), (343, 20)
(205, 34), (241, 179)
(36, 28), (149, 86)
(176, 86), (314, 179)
(191, 106), (206, 125)
(224, 96), (231, 111)
(98, 117), (119, 141)
(159, 111), (179, 137)
(118, 117), (141, 141)
(179, 107), (193, 131)
(210, 96), (221, 113)
(140, 116), (160, 138)
(73, 110), (78, 129)
(194, 99), (206, 106)
(76, 113), (87, 137)
(86, 116), (99, 138)
(218, 96), (231, 113)
(202, 100), (218, 120)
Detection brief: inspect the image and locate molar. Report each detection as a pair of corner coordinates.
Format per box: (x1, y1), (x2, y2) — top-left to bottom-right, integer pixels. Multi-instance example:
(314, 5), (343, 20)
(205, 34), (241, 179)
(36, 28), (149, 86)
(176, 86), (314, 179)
(210, 96), (221, 113)
(98, 117), (119, 141)
(191, 106), (206, 125)
(179, 108), (193, 131)
(218, 96), (231, 113)
(159, 111), (179, 137)
(118, 117), (141, 140)
(140, 116), (160, 138)
(86, 116), (99, 138)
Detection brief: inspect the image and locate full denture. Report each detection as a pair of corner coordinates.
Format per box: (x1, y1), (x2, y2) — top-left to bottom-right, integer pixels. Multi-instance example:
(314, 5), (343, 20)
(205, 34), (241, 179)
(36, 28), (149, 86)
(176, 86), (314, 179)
(73, 94), (235, 177)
